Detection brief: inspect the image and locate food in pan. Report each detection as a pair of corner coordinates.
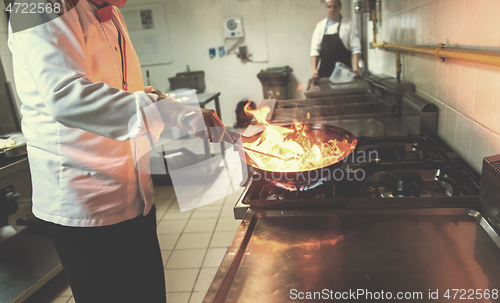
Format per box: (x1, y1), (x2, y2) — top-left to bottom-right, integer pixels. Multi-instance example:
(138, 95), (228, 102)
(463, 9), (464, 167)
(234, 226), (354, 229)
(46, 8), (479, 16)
(242, 102), (357, 173)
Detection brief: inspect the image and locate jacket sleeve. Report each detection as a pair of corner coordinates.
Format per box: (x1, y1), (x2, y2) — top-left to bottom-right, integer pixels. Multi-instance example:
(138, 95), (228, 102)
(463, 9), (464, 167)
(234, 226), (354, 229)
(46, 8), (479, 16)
(310, 20), (324, 57)
(8, 8), (163, 142)
(348, 20), (362, 55)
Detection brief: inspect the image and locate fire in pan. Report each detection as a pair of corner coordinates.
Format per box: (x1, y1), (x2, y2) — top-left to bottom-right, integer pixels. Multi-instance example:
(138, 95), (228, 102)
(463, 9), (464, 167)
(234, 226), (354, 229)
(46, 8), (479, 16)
(224, 102), (357, 187)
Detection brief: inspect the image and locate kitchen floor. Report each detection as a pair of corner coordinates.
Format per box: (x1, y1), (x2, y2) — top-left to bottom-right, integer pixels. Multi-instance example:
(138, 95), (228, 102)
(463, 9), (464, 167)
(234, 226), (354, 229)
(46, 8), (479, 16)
(23, 184), (245, 303)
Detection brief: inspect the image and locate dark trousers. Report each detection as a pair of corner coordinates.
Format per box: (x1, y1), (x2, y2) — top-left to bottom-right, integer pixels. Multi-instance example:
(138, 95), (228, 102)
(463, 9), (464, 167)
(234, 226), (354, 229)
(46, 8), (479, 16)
(40, 206), (167, 303)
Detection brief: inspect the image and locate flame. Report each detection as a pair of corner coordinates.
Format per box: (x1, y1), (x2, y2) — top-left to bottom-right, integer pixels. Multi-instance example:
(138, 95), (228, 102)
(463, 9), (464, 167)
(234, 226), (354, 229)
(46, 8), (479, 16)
(243, 101), (356, 173)
(297, 84), (304, 92)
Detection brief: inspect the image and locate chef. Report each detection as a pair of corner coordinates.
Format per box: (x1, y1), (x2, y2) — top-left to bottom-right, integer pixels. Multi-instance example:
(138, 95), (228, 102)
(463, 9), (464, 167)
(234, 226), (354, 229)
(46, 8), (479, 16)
(311, 0), (362, 78)
(7, 0), (224, 302)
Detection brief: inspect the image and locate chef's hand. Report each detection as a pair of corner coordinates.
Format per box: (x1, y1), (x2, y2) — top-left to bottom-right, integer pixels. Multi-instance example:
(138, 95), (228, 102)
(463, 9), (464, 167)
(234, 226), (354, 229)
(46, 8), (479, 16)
(180, 109), (225, 143)
(312, 69), (319, 79)
(144, 86), (168, 99)
(353, 66), (361, 74)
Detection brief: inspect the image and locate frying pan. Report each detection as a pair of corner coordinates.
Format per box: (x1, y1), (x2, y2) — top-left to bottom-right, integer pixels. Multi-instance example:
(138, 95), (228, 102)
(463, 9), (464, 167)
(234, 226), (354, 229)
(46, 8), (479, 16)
(224, 124), (357, 185)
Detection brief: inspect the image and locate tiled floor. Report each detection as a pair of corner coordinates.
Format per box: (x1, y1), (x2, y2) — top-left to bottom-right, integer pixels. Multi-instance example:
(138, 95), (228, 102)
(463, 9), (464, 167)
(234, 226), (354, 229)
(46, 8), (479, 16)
(23, 184), (245, 303)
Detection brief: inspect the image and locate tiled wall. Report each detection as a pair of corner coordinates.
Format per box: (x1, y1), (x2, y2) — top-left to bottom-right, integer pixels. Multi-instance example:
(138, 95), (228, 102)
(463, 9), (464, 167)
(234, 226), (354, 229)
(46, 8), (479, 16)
(367, 0), (500, 172)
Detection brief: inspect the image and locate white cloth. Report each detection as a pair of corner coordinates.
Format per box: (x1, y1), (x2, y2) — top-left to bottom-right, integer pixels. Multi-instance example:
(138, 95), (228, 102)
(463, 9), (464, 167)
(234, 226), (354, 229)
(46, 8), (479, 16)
(310, 16), (362, 57)
(8, 0), (164, 227)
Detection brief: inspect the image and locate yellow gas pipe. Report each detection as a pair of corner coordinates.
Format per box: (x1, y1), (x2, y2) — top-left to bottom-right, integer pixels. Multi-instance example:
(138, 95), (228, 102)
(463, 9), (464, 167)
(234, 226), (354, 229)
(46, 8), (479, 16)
(370, 9), (500, 69)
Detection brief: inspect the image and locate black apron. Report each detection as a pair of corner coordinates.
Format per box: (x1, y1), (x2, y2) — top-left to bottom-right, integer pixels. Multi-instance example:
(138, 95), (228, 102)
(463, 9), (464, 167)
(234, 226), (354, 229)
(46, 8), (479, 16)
(317, 19), (352, 78)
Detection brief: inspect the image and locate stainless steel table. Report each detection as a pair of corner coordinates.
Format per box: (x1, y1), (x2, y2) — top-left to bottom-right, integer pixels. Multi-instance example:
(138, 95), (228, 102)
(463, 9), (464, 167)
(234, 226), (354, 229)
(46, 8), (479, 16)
(0, 157), (63, 303)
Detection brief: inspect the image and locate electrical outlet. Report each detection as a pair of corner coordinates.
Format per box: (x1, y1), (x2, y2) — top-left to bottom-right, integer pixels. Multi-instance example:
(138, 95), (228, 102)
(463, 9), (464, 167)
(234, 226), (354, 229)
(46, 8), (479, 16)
(238, 45), (248, 60)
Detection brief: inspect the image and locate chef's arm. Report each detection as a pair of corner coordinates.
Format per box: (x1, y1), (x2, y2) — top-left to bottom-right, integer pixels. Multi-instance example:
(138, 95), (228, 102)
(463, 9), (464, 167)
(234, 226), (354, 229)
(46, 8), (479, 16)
(311, 56), (319, 78)
(352, 53), (361, 73)
(10, 16), (166, 142)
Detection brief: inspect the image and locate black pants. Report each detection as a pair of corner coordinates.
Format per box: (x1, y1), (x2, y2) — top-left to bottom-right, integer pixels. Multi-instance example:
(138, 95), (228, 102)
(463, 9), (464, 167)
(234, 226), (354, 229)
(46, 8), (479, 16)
(40, 206), (166, 303)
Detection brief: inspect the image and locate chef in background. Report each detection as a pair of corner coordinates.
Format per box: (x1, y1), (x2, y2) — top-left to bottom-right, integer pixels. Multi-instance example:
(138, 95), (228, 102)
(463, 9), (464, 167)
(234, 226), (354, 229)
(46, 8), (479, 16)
(8, 0), (224, 302)
(311, 0), (362, 78)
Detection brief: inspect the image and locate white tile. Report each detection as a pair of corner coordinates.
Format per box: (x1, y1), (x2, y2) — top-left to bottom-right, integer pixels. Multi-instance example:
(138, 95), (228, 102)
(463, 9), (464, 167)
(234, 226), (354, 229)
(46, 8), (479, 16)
(462, 0), (481, 50)
(162, 210), (193, 221)
(193, 204), (222, 213)
(161, 250), (173, 267)
(490, 131), (500, 156)
(457, 63), (477, 118)
(219, 207), (235, 218)
(66, 298), (75, 303)
(430, 0), (446, 44)
(215, 218), (242, 233)
(491, 73), (500, 135)
(444, 0), (464, 47)
(191, 210), (221, 219)
(420, 4), (432, 45)
(446, 62), (461, 109)
(478, 0), (500, 53)
(435, 61), (448, 102)
(157, 219), (188, 234)
(156, 208), (168, 223)
(166, 292), (191, 303)
(443, 106), (458, 148)
(184, 218), (218, 233)
(158, 233), (181, 251)
(165, 269), (199, 292)
(210, 231), (237, 248)
(202, 247), (228, 268)
(414, 6), (424, 45)
(176, 232), (212, 249)
(166, 249), (207, 269)
(454, 113), (473, 159)
(412, 55), (437, 96)
(189, 292), (207, 303)
(194, 268), (218, 293)
(209, 197), (225, 206)
(472, 66), (496, 129)
(469, 122), (491, 173)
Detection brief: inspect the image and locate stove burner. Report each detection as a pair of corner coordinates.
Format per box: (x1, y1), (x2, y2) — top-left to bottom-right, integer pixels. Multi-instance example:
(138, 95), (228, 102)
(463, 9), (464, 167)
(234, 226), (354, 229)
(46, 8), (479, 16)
(385, 169), (425, 197)
(376, 141), (406, 162)
(259, 183), (326, 200)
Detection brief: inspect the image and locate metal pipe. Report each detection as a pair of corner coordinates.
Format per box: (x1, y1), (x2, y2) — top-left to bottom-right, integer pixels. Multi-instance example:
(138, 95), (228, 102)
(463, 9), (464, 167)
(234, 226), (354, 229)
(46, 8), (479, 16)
(370, 9), (500, 68)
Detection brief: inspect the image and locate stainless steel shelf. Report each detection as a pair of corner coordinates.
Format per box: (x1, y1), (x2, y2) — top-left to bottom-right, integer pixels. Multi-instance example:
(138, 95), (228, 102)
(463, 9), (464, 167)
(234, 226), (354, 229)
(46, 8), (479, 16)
(0, 157), (29, 189)
(0, 228), (62, 303)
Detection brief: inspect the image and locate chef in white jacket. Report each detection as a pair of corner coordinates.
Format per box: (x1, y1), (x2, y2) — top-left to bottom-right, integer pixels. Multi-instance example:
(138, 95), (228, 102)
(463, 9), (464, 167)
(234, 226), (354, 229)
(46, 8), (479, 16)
(7, 0), (224, 302)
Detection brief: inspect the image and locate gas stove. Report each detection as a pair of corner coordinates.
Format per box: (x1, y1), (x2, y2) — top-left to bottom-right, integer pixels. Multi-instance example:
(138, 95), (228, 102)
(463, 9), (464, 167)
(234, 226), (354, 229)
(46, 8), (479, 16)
(236, 132), (480, 210)
(233, 83), (478, 219)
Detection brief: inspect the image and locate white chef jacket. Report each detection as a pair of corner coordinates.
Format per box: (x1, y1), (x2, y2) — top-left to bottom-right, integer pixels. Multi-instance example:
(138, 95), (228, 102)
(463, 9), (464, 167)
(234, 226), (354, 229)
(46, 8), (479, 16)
(8, 0), (164, 227)
(310, 16), (362, 57)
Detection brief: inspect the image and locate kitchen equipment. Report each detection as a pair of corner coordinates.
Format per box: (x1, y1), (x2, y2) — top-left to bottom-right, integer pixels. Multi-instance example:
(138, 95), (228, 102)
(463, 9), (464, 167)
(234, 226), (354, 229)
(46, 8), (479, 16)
(168, 71), (206, 93)
(229, 124), (357, 184)
(203, 75), (500, 303)
(257, 66), (293, 100)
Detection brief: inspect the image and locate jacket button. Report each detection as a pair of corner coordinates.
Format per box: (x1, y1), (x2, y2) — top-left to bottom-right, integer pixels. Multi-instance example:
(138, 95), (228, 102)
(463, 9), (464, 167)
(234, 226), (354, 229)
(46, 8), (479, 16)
(115, 47), (118, 51)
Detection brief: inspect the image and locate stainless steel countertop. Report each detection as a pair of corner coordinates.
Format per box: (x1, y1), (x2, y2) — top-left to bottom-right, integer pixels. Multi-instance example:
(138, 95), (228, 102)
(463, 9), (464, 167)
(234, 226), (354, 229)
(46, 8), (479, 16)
(205, 206), (500, 303)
